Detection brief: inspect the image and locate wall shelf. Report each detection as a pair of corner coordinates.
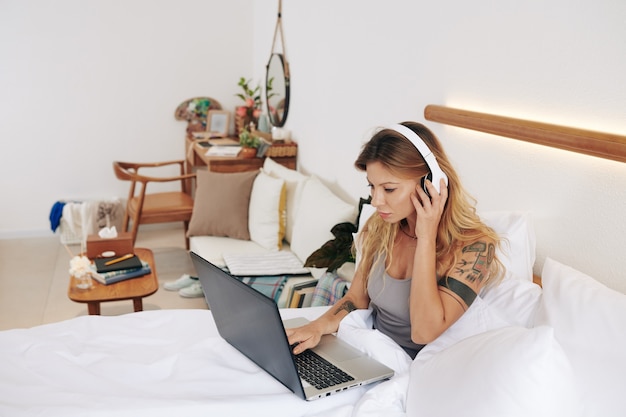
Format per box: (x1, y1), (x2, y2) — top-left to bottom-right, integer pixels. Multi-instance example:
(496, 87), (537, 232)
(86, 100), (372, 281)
(424, 104), (626, 164)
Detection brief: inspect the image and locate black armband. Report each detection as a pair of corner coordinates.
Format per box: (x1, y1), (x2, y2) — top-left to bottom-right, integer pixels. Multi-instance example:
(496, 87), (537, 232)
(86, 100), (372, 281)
(437, 277), (477, 307)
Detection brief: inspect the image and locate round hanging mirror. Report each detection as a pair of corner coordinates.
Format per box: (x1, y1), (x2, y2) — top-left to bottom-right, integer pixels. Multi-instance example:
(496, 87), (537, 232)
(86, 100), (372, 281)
(265, 53), (290, 127)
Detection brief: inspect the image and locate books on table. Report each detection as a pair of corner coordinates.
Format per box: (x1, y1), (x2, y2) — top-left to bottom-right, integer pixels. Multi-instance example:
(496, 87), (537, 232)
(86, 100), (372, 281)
(93, 254), (142, 273)
(205, 145), (242, 157)
(90, 259), (151, 285)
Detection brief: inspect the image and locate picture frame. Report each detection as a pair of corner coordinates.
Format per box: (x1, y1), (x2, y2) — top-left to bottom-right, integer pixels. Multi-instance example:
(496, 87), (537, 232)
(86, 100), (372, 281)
(206, 110), (231, 137)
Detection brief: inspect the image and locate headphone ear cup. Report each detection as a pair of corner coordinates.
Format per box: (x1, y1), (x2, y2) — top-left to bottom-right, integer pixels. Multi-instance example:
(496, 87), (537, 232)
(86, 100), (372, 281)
(421, 173), (433, 197)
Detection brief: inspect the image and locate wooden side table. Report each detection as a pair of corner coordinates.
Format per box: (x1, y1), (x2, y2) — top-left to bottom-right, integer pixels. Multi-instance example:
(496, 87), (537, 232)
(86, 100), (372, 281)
(185, 137), (297, 173)
(68, 248), (159, 315)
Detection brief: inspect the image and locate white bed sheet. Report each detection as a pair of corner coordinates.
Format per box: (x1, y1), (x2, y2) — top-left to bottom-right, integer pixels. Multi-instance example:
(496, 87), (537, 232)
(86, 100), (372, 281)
(0, 307), (407, 417)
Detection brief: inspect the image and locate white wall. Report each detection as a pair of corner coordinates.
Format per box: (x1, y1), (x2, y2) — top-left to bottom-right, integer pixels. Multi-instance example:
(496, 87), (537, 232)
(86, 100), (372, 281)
(3, 0), (626, 292)
(253, 0), (626, 292)
(0, 0), (255, 235)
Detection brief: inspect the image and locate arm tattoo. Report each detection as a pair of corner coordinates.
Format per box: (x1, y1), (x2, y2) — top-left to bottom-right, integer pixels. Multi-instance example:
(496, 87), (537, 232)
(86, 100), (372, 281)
(438, 277), (477, 307)
(454, 241), (496, 283)
(334, 300), (357, 316)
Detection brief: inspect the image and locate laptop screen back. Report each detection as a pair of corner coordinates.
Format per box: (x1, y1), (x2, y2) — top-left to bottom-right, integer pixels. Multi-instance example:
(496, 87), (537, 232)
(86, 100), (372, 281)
(190, 252), (306, 399)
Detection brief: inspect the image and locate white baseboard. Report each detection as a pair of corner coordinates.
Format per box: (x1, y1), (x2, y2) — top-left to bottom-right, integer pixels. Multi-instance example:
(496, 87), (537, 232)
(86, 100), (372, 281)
(0, 223), (183, 241)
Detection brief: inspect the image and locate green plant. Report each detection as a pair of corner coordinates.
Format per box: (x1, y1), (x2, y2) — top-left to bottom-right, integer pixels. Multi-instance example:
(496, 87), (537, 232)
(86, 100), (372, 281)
(235, 77), (262, 120)
(266, 76), (277, 101)
(304, 197), (372, 272)
(239, 128), (261, 149)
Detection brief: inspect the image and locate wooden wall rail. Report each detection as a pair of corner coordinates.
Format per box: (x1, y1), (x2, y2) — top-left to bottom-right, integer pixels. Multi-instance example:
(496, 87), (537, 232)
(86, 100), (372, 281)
(424, 105), (626, 164)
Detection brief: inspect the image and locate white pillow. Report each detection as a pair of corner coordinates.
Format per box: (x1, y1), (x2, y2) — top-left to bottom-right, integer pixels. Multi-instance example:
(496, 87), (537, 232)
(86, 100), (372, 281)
(534, 257), (626, 417)
(248, 170), (286, 251)
(357, 202), (376, 232)
(479, 272), (542, 327)
(478, 211), (542, 327)
(262, 158), (309, 243)
(290, 176), (356, 264)
(413, 296), (510, 365)
(407, 326), (583, 417)
(479, 210), (536, 281)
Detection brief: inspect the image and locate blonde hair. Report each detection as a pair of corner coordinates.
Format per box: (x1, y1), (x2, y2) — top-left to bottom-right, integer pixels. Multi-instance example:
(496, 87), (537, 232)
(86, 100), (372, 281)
(354, 122), (504, 289)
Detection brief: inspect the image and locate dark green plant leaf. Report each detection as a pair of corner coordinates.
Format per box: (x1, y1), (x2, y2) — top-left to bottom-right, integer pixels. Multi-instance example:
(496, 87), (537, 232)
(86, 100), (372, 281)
(303, 196), (372, 272)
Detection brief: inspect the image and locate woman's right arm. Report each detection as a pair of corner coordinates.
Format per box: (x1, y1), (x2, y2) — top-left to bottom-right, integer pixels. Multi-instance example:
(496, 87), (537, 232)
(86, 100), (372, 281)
(285, 266), (370, 354)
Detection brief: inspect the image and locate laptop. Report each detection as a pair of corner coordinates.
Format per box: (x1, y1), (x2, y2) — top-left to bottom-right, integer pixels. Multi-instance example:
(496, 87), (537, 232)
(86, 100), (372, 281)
(190, 251), (394, 401)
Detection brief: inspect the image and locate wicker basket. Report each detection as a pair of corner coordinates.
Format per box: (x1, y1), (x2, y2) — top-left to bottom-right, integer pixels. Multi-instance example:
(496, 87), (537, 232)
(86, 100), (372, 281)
(58, 218), (83, 245)
(266, 142), (297, 158)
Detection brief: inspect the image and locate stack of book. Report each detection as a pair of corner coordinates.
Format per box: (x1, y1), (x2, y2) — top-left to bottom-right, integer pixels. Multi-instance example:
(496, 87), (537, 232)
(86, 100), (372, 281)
(286, 278), (318, 308)
(90, 253), (151, 285)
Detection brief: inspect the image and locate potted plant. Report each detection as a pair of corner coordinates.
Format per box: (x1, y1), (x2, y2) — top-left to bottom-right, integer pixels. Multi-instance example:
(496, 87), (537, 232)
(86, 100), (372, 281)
(235, 77), (262, 135)
(304, 197), (372, 272)
(239, 128), (261, 158)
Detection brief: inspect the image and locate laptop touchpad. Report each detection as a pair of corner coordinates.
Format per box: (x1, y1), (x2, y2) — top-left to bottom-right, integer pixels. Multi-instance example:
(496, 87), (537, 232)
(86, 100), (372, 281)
(315, 335), (361, 362)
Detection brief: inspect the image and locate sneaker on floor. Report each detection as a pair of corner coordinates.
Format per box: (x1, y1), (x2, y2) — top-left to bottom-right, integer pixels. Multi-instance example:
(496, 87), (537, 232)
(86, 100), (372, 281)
(163, 274), (197, 291)
(179, 281), (204, 298)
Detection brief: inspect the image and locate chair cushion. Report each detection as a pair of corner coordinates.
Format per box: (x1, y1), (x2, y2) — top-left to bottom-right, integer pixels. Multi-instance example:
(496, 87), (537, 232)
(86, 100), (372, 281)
(187, 170), (258, 240)
(133, 192), (194, 217)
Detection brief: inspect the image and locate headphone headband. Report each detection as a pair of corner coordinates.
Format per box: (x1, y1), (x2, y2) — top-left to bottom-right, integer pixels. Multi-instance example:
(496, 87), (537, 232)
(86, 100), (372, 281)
(388, 123), (449, 194)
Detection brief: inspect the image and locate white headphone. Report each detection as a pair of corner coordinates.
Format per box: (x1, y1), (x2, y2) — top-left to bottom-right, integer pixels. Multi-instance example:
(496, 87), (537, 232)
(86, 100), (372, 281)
(388, 124), (449, 196)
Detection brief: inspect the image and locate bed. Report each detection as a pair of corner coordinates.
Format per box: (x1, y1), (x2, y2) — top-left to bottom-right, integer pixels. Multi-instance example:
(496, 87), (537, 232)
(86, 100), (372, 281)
(2, 108), (626, 417)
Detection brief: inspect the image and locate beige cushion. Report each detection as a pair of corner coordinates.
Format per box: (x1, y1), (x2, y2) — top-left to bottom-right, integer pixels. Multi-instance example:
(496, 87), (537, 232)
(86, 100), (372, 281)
(248, 170), (286, 250)
(187, 170), (259, 239)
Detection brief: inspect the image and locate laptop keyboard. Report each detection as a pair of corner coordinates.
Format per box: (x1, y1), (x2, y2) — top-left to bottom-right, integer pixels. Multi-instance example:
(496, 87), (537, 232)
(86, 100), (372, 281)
(294, 349), (355, 390)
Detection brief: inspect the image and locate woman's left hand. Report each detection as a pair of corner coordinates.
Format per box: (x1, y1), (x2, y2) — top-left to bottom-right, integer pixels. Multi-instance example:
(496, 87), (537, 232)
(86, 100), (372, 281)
(410, 178), (448, 241)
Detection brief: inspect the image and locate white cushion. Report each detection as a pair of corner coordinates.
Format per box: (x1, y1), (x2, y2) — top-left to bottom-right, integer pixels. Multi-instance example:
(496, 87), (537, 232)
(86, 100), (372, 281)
(189, 236), (276, 268)
(290, 176), (356, 264)
(480, 272), (542, 327)
(357, 202), (376, 233)
(479, 210), (536, 281)
(248, 170), (286, 251)
(413, 296), (510, 364)
(478, 211), (542, 327)
(407, 326), (582, 417)
(262, 158), (309, 243)
(351, 203), (376, 273)
(534, 258), (626, 417)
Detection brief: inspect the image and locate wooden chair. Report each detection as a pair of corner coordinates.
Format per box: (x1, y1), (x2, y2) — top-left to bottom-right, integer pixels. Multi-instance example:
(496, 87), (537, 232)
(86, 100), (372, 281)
(113, 160), (196, 249)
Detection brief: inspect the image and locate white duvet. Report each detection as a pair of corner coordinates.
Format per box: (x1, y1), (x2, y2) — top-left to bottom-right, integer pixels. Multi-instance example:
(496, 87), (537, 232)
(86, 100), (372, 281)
(0, 307), (410, 417)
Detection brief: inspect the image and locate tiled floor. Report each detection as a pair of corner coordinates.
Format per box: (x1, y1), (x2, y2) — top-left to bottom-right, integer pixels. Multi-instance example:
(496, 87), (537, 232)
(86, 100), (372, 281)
(0, 225), (207, 331)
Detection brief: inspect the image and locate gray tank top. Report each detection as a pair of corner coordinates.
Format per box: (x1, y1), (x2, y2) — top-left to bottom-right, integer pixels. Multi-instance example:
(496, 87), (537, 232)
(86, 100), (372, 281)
(367, 258), (425, 359)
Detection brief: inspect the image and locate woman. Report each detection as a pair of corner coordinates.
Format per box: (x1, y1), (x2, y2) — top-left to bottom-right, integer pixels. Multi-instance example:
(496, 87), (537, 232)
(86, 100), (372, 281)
(286, 122), (504, 359)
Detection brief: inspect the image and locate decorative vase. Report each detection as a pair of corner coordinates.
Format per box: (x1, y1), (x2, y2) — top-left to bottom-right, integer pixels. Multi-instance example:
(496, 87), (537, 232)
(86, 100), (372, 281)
(240, 147), (257, 159)
(235, 106), (258, 135)
(69, 255), (93, 290)
(75, 273), (93, 290)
